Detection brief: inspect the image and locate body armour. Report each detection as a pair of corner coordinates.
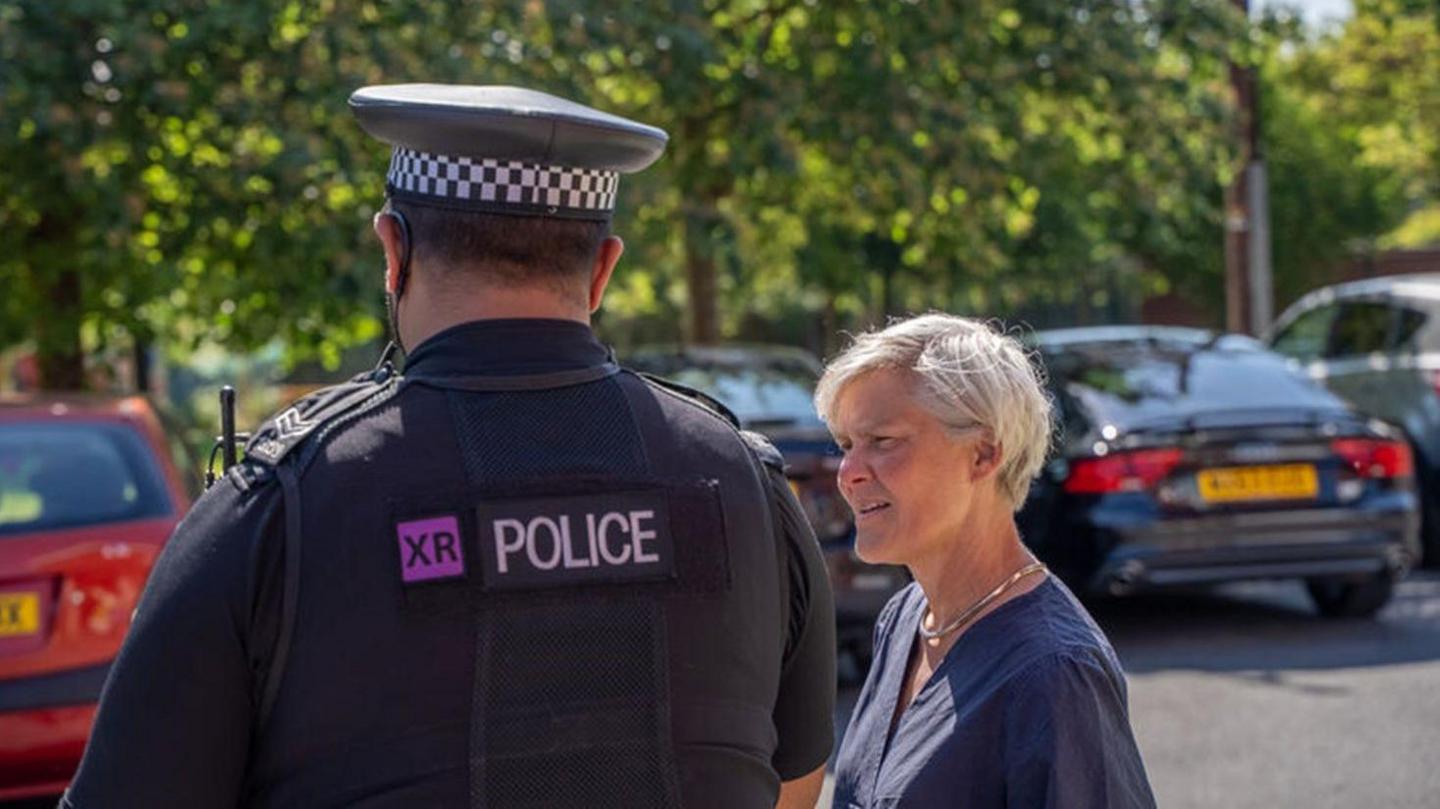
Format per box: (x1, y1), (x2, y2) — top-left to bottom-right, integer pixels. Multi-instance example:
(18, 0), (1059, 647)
(63, 319), (835, 809)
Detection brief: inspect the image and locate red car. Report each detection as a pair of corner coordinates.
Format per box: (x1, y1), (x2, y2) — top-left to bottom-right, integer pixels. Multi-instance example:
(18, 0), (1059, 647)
(0, 395), (191, 800)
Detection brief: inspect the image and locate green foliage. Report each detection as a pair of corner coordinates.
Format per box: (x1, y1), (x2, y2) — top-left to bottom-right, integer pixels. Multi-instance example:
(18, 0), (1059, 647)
(2, 0), (399, 382)
(2, 0), (1252, 386)
(1305, 0), (1439, 206)
(1382, 203), (1440, 248)
(1258, 0), (1438, 309)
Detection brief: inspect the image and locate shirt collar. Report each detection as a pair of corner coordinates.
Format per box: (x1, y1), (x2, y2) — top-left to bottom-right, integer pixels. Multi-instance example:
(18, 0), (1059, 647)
(401, 319), (611, 377)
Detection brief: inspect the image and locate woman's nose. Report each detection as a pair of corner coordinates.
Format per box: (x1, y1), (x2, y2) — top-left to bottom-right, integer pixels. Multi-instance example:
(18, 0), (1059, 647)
(838, 451), (870, 490)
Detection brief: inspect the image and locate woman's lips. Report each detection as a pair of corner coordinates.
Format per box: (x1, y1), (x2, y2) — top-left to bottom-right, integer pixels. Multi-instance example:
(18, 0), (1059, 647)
(855, 502), (891, 520)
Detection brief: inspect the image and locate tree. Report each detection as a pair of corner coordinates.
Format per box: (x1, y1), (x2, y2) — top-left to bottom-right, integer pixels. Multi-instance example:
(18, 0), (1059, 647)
(2, 0), (1246, 388)
(1254, 0), (1438, 308)
(1, 1), (504, 388)
(536, 1), (1244, 337)
(1258, 10), (1410, 307)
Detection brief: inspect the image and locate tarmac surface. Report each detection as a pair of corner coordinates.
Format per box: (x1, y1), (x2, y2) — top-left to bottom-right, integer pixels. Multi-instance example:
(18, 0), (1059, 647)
(7, 573), (1437, 808)
(824, 570), (1440, 808)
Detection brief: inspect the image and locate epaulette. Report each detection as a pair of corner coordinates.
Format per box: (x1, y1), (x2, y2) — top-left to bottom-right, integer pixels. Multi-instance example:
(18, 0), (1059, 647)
(633, 372), (785, 473)
(635, 372), (742, 429)
(241, 364), (401, 474)
(739, 429), (786, 474)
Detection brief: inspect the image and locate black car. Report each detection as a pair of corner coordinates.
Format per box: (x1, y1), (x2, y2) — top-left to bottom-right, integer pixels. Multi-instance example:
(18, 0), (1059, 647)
(1019, 326), (1419, 618)
(625, 345), (908, 658)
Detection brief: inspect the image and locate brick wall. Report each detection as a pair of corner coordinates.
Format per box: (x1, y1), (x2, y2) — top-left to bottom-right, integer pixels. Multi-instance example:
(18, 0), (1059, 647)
(1344, 247), (1440, 280)
(1139, 247), (1440, 329)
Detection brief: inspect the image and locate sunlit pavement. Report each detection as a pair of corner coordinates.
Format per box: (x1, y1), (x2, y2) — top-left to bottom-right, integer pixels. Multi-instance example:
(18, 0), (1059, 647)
(7, 575), (1438, 808)
(823, 570), (1440, 808)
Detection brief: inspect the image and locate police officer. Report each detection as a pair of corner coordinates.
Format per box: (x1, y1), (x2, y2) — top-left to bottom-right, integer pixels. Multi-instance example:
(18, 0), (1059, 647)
(62, 85), (835, 808)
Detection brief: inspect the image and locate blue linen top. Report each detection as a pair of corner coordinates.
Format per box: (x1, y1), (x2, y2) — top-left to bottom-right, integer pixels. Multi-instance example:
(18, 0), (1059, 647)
(831, 577), (1156, 808)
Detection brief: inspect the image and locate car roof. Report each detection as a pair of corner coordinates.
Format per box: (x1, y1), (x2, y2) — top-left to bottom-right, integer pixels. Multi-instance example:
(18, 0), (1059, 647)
(1034, 328), (1345, 433)
(626, 343), (823, 374)
(1034, 325), (1264, 352)
(1269, 273), (1440, 338)
(0, 393), (160, 423)
(1035, 325), (1213, 346)
(1296, 272), (1440, 307)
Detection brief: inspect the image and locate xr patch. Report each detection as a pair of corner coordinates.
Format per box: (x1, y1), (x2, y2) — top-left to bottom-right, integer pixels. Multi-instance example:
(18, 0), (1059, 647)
(395, 514), (465, 583)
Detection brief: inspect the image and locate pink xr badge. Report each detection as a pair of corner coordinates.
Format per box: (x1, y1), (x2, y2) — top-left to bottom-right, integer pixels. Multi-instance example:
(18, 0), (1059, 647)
(396, 514), (465, 583)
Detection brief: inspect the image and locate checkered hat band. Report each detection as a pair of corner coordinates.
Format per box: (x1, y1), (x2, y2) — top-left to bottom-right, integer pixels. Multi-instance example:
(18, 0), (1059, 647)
(385, 148), (620, 213)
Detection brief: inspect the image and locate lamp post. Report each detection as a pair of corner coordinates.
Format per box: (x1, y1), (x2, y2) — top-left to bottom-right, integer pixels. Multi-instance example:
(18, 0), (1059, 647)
(1225, 0), (1274, 336)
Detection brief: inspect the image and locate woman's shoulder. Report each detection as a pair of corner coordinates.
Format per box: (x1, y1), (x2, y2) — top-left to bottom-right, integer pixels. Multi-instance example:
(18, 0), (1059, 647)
(995, 607), (1156, 808)
(1001, 634), (1126, 706)
(1000, 576), (1111, 642)
(970, 578), (1127, 688)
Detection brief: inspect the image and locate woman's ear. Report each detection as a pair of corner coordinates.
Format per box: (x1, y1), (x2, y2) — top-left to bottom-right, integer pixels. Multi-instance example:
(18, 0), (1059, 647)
(971, 437), (1004, 482)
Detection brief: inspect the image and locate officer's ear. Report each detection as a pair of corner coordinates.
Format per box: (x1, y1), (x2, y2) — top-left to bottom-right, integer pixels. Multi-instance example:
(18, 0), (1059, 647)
(588, 235), (624, 313)
(374, 212), (406, 294)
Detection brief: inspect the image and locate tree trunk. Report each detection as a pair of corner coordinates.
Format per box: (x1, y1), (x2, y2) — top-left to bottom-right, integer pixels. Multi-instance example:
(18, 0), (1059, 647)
(1224, 0), (1259, 335)
(821, 293), (840, 357)
(684, 205), (721, 345)
(133, 336), (152, 393)
(881, 261), (896, 319)
(863, 234), (901, 325)
(33, 266), (86, 391)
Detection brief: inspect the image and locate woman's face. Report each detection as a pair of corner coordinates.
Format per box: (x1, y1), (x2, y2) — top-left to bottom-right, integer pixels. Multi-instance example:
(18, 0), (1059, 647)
(829, 369), (986, 567)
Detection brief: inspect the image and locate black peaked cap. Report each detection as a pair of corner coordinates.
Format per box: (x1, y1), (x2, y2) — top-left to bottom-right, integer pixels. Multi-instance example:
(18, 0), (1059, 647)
(349, 84), (668, 173)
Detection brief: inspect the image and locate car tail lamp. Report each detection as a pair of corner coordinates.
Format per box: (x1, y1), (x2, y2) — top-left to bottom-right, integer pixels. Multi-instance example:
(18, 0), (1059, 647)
(1331, 438), (1413, 479)
(1065, 448), (1185, 494)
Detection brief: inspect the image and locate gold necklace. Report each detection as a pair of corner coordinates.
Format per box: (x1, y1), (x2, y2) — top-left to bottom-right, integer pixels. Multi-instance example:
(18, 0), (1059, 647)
(918, 561), (1047, 641)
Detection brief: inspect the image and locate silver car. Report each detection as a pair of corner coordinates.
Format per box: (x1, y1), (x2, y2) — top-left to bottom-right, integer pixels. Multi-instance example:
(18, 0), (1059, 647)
(1268, 273), (1440, 564)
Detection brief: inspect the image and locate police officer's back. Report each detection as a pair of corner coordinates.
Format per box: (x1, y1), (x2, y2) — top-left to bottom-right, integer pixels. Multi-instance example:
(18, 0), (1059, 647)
(63, 85), (835, 808)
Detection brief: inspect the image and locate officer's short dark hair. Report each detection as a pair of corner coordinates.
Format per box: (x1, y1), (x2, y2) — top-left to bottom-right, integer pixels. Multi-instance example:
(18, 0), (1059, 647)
(390, 200), (611, 285)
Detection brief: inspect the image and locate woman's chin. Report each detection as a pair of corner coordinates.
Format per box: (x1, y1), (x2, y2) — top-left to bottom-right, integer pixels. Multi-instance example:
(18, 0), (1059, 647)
(853, 529), (905, 567)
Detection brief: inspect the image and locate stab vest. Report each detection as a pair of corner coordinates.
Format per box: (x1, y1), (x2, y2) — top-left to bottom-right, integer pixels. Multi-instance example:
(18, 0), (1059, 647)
(233, 356), (789, 808)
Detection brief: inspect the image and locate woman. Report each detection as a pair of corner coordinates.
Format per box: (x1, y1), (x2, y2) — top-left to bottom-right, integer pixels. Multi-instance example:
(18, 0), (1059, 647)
(820, 314), (1155, 808)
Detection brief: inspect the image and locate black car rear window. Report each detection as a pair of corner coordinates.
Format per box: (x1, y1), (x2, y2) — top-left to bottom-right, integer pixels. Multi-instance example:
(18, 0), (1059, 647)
(0, 421), (174, 536)
(1042, 340), (1343, 431)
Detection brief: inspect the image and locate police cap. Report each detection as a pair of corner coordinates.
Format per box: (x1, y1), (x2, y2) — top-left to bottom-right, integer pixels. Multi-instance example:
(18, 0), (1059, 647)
(349, 84), (668, 220)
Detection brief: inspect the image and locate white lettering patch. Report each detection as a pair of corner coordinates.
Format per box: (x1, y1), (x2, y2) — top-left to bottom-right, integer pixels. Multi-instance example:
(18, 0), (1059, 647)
(476, 491), (674, 591)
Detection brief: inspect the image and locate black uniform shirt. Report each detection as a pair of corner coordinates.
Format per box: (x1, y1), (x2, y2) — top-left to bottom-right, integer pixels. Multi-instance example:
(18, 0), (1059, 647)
(63, 319), (835, 808)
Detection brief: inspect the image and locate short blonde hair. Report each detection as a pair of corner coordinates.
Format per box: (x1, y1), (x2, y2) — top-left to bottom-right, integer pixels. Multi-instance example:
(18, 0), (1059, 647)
(814, 313), (1053, 509)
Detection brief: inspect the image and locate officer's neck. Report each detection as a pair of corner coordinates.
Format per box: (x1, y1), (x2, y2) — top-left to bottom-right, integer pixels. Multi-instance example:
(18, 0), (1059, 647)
(399, 278), (591, 349)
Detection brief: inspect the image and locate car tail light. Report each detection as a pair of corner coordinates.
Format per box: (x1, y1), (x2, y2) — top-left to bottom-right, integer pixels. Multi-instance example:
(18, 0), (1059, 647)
(1331, 438), (1413, 479)
(1065, 448), (1185, 494)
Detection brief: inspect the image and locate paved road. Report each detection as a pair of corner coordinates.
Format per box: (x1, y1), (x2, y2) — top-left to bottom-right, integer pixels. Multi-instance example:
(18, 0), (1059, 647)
(9, 574), (1438, 808)
(823, 570), (1440, 808)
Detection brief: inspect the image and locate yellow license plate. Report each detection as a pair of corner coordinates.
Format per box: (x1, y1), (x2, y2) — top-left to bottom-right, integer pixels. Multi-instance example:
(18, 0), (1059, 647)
(0, 592), (41, 638)
(1197, 464), (1319, 503)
